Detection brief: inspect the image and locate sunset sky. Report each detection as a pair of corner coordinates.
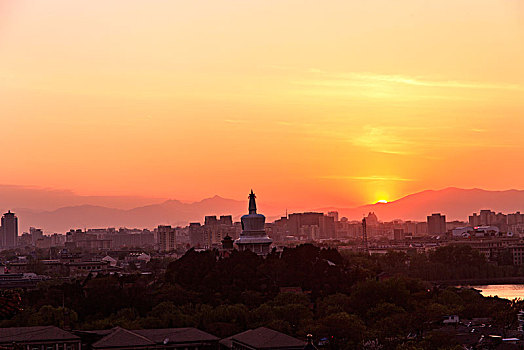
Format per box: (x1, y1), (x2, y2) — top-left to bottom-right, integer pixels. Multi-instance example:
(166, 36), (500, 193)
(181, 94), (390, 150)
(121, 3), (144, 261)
(0, 0), (523, 209)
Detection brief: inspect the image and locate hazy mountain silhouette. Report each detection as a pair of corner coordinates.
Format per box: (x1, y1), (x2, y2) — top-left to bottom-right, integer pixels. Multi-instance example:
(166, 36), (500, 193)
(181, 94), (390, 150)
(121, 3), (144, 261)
(15, 196), (246, 233)
(0, 184), (166, 211)
(6, 187), (524, 233)
(326, 187), (524, 222)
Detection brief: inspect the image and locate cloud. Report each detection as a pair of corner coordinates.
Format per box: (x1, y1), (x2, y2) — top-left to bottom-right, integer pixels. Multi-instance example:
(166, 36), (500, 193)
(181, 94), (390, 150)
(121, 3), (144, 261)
(350, 125), (415, 155)
(276, 121), (295, 126)
(306, 71), (522, 91)
(344, 73), (522, 91)
(320, 175), (414, 182)
(293, 70), (522, 101)
(224, 119), (249, 124)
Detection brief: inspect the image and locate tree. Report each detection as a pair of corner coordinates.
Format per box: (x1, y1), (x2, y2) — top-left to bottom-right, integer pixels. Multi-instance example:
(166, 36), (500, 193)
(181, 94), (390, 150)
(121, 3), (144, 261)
(28, 305), (78, 328)
(314, 312), (365, 349)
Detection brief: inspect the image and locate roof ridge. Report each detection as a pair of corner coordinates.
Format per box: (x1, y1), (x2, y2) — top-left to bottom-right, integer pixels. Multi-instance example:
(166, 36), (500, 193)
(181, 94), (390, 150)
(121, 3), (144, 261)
(261, 328), (283, 346)
(119, 328), (156, 343)
(0, 326), (72, 341)
(92, 327), (123, 345)
(251, 327), (303, 347)
(93, 327), (155, 347)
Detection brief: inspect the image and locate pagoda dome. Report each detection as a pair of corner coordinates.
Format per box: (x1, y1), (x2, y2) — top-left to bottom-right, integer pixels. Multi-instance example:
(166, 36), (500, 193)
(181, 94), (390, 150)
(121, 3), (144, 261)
(241, 212), (266, 232)
(240, 190), (266, 233)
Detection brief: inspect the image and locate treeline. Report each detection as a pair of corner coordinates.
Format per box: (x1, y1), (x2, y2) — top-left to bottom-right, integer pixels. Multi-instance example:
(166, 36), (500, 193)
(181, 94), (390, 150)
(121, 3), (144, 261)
(0, 244), (521, 349)
(372, 245), (524, 281)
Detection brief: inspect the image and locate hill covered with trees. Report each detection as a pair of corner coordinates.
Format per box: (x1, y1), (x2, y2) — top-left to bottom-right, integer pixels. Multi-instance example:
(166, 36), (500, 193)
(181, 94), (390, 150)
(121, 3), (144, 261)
(1, 244), (520, 349)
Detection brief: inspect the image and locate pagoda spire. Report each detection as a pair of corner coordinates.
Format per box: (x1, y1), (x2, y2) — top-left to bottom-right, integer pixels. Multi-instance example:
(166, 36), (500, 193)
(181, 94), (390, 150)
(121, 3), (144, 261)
(248, 189), (257, 214)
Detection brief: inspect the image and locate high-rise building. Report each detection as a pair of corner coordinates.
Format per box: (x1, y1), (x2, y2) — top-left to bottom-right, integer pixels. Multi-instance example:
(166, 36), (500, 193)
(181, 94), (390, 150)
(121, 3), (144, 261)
(235, 190), (272, 255)
(1, 211), (18, 248)
(203, 215), (236, 245)
(393, 228), (405, 241)
(157, 225), (176, 252)
(287, 212), (336, 239)
(508, 212), (524, 225)
(365, 212), (379, 226)
(30, 227), (44, 245)
(469, 210), (509, 231)
(189, 223), (204, 247)
(327, 211), (339, 222)
(427, 213), (446, 235)
(204, 216), (218, 226)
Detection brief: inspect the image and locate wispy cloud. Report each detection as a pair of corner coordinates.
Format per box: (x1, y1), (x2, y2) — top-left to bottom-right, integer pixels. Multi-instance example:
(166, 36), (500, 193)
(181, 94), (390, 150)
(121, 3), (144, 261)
(320, 175), (414, 182)
(224, 119), (249, 124)
(343, 73), (522, 91)
(350, 125), (415, 155)
(293, 70), (522, 101)
(304, 71), (522, 91)
(276, 121), (295, 126)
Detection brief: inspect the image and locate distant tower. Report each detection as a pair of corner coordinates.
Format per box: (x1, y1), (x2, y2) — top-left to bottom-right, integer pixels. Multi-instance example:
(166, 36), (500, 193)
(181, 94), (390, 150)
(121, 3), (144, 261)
(362, 217), (369, 255)
(234, 190), (272, 255)
(366, 212), (379, 226)
(1, 211), (18, 248)
(221, 234), (234, 250)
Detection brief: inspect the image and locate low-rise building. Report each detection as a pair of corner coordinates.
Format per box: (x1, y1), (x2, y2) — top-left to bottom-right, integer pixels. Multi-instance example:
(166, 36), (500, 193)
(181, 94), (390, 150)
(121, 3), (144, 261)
(220, 327), (305, 350)
(0, 326), (81, 350)
(87, 326), (219, 350)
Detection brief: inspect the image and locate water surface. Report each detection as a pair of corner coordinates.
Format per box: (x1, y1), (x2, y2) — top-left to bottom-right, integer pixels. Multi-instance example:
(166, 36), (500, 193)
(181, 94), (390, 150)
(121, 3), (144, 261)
(469, 285), (524, 300)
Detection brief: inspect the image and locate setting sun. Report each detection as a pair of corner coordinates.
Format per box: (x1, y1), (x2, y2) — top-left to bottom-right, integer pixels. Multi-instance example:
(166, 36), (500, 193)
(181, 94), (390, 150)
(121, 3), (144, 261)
(0, 0), (522, 209)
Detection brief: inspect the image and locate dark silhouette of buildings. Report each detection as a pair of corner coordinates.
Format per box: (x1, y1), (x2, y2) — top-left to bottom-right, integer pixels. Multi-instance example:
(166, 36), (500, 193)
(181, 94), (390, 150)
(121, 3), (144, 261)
(189, 215), (239, 248)
(0, 325), (308, 350)
(0, 326), (81, 349)
(189, 222), (204, 247)
(274, 212), (335, 240)
(469, 210), (524, 232)
(220, 327), (305, 350)
(427, 213), (446, 235)
(1, 210), (18, 248)
(157, 225), (176, 251)
(394, 228), (406, 241)
(89, 327), (219, 349)
(365, 212), (379, 226)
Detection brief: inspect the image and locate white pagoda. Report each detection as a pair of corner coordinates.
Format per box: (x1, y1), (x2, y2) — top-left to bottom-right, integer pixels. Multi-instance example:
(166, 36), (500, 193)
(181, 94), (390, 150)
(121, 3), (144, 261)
(234, 190), (272, 255)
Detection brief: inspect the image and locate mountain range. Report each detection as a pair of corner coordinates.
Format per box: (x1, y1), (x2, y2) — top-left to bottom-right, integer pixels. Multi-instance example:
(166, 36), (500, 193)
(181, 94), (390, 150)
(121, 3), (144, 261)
(11, 196), (246, 233)
(325, 187), (524, 223)
(2, 187), (523, 233)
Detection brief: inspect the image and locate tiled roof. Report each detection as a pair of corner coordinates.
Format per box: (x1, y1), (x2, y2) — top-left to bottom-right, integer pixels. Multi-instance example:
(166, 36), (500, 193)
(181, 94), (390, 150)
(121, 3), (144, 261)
(91, 327), (218, 348)
(134, 327), (218, 344)
(219, 329), (252, 349)
(92, 327), (155, 348)
(232, 327), (305, 349)
(0, 326), (79, 343)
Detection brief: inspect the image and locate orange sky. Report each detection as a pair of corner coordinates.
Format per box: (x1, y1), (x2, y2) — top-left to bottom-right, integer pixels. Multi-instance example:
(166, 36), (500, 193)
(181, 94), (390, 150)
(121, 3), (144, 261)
(0, 0), (523, 208)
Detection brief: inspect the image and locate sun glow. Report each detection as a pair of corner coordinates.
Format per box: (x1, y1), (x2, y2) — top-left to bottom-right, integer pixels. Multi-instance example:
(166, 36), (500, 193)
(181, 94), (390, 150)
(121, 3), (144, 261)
(0, 1), (523, 208)
(376, 199), (388, 204)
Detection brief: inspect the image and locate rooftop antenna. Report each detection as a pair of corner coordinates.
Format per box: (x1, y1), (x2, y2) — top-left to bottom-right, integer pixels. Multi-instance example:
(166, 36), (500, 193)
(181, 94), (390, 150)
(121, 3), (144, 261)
(362, 216), (369, 255)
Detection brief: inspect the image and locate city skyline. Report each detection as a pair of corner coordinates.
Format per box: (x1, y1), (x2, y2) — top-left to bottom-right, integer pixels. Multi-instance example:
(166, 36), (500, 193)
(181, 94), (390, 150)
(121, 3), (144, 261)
(1, 186), (523, 234)
(1, 0), (523, 208)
